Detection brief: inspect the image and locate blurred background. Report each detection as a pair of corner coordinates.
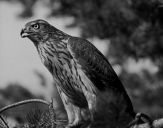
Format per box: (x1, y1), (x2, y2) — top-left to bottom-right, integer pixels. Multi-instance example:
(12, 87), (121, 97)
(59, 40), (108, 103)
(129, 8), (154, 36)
(0, 0), (163, 125)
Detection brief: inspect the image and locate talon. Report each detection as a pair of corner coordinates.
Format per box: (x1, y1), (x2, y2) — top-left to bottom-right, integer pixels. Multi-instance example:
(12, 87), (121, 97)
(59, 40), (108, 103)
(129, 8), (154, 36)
(127, 113), (153, 128)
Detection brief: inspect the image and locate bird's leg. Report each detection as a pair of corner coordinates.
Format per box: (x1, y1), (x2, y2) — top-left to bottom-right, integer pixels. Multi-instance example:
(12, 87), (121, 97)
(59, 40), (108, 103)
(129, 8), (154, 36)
(57, 87), (75, 125)
(66, 106), (83, 128)
(84, 92), (96, 126)
(66, 106), (91, 128)
(88, 101), (95, 124)
(72, 106), (82, 125)
(64, 103), (75, 125)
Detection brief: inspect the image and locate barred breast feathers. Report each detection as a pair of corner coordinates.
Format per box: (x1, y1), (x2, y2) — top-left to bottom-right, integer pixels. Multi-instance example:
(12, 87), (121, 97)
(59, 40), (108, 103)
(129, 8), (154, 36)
(37, 39), (88, 108)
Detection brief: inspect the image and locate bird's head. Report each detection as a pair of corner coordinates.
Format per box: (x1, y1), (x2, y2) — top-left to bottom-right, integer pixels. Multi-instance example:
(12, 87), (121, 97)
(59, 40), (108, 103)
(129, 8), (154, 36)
(20, 19), (54, 43)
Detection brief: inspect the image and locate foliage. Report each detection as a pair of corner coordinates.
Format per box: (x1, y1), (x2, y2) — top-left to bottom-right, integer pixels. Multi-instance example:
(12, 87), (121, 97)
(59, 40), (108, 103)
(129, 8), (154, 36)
(120, 70), (163, 119)
(0, 84), (44, 123)
(0, 84), (35, 103)
(0, 100), (67, 128)
(47, 0), (163, 62)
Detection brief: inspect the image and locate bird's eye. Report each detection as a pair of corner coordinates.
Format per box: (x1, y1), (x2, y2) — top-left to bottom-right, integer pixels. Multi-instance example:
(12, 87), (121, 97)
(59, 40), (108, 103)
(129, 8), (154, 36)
(32, 24), (40, 30)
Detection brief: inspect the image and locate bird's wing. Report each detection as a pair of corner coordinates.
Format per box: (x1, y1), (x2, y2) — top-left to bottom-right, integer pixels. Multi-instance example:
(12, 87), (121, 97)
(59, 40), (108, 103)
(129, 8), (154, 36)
(67, 37), (125, 92)
(67, 37), (135, 119)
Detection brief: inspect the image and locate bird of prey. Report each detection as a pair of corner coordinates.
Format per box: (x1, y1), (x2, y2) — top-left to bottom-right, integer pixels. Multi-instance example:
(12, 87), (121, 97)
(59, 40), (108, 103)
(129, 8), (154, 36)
(21, 19), (136, 128)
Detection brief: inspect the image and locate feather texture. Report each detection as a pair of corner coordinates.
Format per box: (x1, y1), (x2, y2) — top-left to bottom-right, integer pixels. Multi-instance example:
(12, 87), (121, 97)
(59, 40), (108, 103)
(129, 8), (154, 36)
(67, 36), (135, 115)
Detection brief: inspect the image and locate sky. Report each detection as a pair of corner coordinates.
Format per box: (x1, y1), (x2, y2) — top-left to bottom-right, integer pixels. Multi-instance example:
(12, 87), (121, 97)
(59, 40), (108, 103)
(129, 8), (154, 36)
(0, 1), (53, 95)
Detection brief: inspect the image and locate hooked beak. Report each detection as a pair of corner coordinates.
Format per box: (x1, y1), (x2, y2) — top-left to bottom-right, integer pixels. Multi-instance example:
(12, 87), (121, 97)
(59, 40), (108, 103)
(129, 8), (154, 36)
(20, 28), (30, 38)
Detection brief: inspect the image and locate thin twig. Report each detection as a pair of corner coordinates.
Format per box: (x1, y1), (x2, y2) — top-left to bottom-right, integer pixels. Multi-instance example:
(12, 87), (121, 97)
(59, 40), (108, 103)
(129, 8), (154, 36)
(0, 115), (9, 128)
(0, 99), (49, 114)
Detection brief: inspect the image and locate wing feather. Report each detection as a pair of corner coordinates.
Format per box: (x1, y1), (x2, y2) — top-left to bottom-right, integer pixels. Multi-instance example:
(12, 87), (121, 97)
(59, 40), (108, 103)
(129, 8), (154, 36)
(67, 37), (125, 91)
(67, 37), (135, 115)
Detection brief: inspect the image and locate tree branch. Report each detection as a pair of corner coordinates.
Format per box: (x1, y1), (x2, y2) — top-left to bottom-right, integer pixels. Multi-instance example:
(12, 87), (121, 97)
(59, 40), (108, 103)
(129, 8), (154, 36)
(132, 118), (163, 128)
(0, 99), (49, 114)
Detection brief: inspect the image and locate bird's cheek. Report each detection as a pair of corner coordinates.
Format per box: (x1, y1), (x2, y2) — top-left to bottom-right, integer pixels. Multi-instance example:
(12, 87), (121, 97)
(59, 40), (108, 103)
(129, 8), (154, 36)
(33, 33), (41, 39)
(43, 34), (49, 41)
(28, 35), (40, 43)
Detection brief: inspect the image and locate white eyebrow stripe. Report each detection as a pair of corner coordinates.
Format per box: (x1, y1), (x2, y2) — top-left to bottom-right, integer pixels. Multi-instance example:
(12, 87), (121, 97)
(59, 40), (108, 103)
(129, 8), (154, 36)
(25, 22), (36, 28)
(38, 20), (48, 24)
(31, 22), (37, 26)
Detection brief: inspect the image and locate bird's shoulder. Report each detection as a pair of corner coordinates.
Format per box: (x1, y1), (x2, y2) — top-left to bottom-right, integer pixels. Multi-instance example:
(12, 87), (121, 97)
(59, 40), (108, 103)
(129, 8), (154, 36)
(67, 36), (107, 62)
(67, 36), (123, 91)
